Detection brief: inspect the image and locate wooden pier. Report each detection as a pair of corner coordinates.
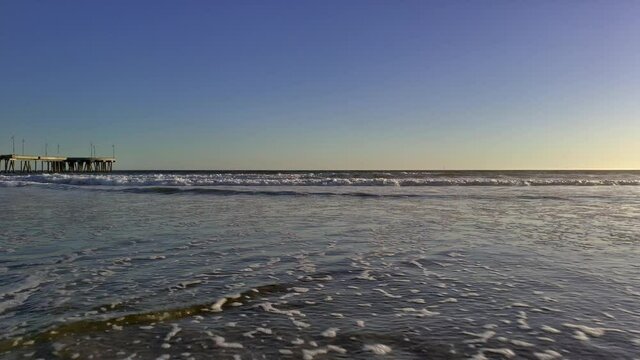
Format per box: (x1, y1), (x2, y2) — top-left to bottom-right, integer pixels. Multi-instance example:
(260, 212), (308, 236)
(0, 154), (115, 173)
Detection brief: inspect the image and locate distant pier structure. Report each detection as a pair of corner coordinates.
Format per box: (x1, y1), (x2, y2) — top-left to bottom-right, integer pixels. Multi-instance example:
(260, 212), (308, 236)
(0, 154), (115, 173)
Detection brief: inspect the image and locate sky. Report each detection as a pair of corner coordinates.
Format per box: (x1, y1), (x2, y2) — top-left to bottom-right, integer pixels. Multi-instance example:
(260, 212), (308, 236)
(1, 0), (639, 170)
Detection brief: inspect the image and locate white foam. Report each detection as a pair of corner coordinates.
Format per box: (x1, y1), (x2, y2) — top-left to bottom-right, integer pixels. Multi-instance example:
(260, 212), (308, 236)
(537, 337), (556, 343)
(562, 323), (618, 337)
(243, 327), (272, 338)
(516, 311), (530, 329)
(572, 330), (589, 341)
(6, 172), (635, 188)
(363, 344), (392, 355)
(302, 345), (346, 360)
(534, 350), (562, 360)
(164, 324), (181, 341)
(440, 297), (458, 303)
(357, 270), (376, 280)
(210, 297), (227, 312)
(292, 320), (311, 328)
(471, 348), (516, 360)
(373, 288), (402, 298)
(541, 325), (561, 334)
(256, 302), (304, 317)
(510, 339), (534, 347)
(463, 330), (496, 344)
(0, 274), (46, 314)
(397, 307), (440, 317)
(321, 327), (339, 338)
(212, 335), (243, 349)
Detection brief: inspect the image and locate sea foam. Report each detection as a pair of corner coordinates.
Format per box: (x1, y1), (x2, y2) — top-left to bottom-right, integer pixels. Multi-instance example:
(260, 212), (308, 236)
(2, 171), (640, 188)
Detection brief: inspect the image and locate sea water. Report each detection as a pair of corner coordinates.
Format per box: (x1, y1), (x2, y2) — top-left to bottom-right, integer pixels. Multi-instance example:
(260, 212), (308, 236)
(1, 171), (639, 359)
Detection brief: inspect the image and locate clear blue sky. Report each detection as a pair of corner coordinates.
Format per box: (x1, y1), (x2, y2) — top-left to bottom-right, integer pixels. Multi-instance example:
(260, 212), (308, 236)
(1, 0), (639, 169)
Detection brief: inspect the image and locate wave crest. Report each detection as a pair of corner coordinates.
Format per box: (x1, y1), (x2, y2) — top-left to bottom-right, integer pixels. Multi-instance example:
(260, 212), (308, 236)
(1, 172), (640, 187)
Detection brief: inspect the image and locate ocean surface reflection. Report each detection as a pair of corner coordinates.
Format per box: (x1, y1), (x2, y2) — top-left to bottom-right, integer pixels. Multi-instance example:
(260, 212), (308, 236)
(1, 179), (640, 359)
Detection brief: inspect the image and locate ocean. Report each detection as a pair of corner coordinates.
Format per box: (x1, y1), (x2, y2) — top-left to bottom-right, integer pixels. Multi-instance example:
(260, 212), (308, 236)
(1, 171), (639, 359)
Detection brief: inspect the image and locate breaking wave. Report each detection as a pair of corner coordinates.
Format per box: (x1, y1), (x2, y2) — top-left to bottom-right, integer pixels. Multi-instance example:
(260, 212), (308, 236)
(1, 171), (640, 188)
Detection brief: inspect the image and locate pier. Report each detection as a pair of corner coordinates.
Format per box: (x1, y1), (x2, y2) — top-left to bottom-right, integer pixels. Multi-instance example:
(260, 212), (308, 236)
(0, 154), (115, 173)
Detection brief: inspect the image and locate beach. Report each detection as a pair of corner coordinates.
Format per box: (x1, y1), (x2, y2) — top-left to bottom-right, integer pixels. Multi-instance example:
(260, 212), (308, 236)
(1, 171), (640, 359)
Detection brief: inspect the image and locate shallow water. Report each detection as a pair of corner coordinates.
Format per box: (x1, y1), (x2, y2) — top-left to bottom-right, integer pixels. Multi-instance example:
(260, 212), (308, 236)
(1, 172), (640, 359)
